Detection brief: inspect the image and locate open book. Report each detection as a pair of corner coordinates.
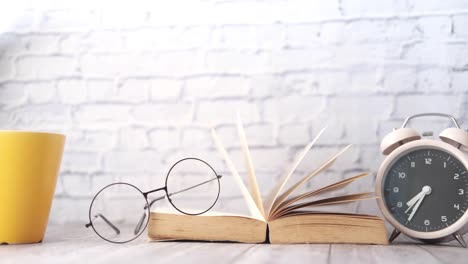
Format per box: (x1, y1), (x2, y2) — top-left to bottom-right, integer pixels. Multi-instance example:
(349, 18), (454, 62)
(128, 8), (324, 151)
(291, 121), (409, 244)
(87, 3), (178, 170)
(149, 116), (387, 244)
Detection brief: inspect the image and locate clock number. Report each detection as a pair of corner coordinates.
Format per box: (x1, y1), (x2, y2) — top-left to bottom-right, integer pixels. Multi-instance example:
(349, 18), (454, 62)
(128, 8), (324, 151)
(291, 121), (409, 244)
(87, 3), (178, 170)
(441, 216), (447, 222)
(454, 173), (460, 180)
(454, 204), (460, 210)
(459, 189), (464, 195)
(393, 187), (399, 193)
(397, 202), (402, 208)
(425, 158), (432, 165)
(443, 162), (446, 168)
(411, 162), (415, 168)
(398, 172), (406, 179)
(424, 220), (430, 226)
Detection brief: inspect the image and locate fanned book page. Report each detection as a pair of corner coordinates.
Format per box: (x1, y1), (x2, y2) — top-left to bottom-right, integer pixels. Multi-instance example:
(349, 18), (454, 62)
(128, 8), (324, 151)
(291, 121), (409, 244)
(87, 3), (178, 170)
(148, 115), (388, 244)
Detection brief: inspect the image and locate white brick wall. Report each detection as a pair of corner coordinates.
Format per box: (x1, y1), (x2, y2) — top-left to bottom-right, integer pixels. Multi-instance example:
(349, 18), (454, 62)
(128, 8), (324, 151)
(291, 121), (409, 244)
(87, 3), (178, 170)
(0, 0), (467, 224)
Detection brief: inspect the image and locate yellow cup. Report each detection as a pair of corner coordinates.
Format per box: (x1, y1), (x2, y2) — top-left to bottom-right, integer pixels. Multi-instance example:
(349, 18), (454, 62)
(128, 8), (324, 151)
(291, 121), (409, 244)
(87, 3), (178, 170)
(0, 131), (65, 244)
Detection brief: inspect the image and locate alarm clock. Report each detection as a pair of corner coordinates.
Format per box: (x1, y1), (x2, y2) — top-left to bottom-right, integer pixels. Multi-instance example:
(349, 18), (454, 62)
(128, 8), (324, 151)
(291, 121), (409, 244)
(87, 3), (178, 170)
(376, 113), (468, 247)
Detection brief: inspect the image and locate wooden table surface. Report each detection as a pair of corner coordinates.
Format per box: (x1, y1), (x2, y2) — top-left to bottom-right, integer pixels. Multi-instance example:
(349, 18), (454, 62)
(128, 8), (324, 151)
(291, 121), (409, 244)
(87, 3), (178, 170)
(1, 225), (467, 264)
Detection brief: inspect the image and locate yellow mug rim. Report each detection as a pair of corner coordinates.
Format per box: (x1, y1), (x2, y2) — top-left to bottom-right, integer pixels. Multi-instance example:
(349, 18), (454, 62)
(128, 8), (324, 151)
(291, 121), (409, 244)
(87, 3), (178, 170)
(0, 130), (65, 137)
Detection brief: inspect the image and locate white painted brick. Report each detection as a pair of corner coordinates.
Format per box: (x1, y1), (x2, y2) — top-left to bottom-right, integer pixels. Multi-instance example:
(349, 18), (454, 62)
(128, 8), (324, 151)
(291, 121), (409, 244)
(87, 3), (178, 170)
(220, 24), (285, 50)
(101, 8), (148, 29)
(330, 42), (401, 66)
(282, 1), (341, 22)
(81, 53), (156, 78)
(401, 42), (468, 67)
(153, 51), (205, 76)
(119, 79), (150, 103)
(319, 22), (346, 44)
(282, 73), (317, 94)
(453, 15), (468, 39)
(67, 130), (117, 151)
(205, 51), (270, 74)
(39, 10), (99, 32)
(244, 124), (276, 147)
(59, 34), (85, 54)
(61, 151), (101, 173)
(16, 56), (77, 79)
(278, 123), (310, 146)
(407, 0), (468, 12)
(418, 17), (452, 39)
(344, 20), (387, 42)
(382, 67), (417, 92)
(385, 19), (422, 41)
(0, 35), (22, 56)
(229, 147), (290, 173)
(263, 95), (325, 123)
(196, 100), (260, 124)
(350, 70), (381, 93)
(119, 127), (149, 150)
(84, 31), (124, 52)
(417, 68), (450, 91)
(57, 79), (87, 104)
(87, 80), (117, 101)
(21, 35), (61, 54)
(210, 1), (282, 24)
(327, 96), (393, 143)
(341, 0), (409, 15)
(0, 57), (14, 81)
(0, 83), (26, 107)
(3, 10), (37, 33)
(316, 71), (350, 94)
(25, 81), (56, 103)
(75, 105), (131, 124)
(124, 27), (211, 51)
(271, 49), (334, 72)
(249, 75), (282, 98)
(61, 174), (92, 197)
(150, 79), (182, 101)
(451, 71), (468, 92)
(103, 150), (164, 173)
(132, 102), (193, 125)
(286, 24), (321, 48)
(180, 128), (211, 148)
(215, 123), (276, 148)
(149, 128), (179, 150)
(395, 95), (460, 117)
(185, 76), (250, 98)
(13, 104), (72, 126)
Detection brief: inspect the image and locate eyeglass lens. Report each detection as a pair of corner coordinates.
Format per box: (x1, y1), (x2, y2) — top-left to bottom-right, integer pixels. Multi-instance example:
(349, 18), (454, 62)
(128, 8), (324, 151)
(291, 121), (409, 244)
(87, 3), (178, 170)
(89, 183), (149, 243)
(165, 158), (220, 215)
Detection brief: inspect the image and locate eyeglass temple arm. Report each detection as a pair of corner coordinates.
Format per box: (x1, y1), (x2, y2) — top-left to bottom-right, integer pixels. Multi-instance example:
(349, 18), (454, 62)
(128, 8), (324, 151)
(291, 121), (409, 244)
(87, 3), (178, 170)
(85, 213), (120, 235)
(146, 175), (222, 210)
(133, 175), (222, 235)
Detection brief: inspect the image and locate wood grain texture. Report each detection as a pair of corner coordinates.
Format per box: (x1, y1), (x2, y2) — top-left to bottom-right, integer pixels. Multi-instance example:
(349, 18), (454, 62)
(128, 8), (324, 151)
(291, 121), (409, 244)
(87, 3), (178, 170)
(0, 225), (467, 264)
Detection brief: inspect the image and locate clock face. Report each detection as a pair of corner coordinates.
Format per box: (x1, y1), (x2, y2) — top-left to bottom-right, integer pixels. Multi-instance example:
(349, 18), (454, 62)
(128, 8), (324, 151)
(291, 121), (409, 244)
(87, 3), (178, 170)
(383, 148), (468, 232)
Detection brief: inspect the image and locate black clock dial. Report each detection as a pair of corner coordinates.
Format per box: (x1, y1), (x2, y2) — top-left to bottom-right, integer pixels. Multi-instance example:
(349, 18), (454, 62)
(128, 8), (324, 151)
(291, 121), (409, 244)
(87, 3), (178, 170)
(383, 148), (468, 232)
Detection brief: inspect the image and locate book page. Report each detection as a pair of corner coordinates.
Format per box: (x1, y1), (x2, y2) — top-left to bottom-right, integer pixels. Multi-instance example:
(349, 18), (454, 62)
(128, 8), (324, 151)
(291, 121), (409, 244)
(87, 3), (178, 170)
(273, 192), (374, 219)
(211, 128), (265, 221)
(272, 172), (368, 215)
(263, 127), (326, 218)
(237, 113), (265, 218)
(269, 144), (352, 216)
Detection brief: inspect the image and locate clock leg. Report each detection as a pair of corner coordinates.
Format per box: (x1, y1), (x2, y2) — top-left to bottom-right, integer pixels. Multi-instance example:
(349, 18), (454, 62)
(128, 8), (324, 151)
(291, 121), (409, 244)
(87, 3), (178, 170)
(453, 232), (467, 248)
(389, 229), (401, 243)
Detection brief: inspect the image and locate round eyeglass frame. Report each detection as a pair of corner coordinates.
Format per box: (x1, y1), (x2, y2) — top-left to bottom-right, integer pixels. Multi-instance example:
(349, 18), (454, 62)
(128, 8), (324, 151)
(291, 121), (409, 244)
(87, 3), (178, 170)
(86, 157), (222, 244)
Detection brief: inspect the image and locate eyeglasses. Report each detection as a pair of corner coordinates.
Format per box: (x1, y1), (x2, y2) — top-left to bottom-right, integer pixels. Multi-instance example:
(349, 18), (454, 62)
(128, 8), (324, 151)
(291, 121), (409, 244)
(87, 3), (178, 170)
(85, 157), (222, 243)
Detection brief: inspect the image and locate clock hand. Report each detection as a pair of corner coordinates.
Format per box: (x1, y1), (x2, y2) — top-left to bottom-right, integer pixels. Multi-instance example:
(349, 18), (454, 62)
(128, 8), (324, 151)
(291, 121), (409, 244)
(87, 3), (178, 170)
(407, 186), (431, 222)
(405, 189), (426, 214)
